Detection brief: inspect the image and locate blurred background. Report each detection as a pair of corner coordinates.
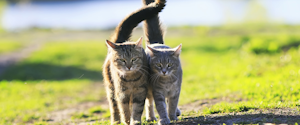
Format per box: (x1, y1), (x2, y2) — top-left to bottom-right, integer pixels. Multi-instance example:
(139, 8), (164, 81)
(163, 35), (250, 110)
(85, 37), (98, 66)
(1, 0), (300, 124)
(2, 0), (300, 30)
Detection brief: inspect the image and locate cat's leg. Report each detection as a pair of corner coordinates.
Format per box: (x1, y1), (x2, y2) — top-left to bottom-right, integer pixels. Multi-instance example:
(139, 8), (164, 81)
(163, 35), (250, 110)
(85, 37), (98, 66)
(116, 87), (131, 125)
(105, 84), (120, 125)
(153, 90), (170, 125)
(167, 94), (180, 121)
(131, 86), (147, 125)
(145, 85), (157, 122)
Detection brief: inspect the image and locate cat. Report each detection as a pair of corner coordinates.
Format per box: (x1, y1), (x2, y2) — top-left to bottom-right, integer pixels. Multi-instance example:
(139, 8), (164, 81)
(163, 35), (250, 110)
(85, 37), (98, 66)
(102, 0), (166, 125)
(142, 0), (182, 124)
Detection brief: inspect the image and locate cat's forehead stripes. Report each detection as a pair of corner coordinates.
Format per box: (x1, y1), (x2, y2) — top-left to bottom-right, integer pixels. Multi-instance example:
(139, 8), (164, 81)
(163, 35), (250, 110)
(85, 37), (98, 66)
(122, 45), (130, 57)
(117, 44), (135, 56)
(153, 51), (177, 64)
(113, 43), (142, 58)
(154, 50), (174, 57)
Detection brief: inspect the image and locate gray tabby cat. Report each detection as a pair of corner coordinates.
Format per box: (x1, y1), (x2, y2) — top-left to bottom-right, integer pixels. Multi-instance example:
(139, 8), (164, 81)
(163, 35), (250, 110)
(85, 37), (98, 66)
(142, 0), (183, 124)
(103, 0), (166, 125)
(146, 44), (182, 125)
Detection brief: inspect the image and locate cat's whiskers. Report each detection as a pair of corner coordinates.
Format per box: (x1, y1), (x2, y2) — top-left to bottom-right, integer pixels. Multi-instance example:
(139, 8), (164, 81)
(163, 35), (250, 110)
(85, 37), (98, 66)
(153, 74), (160, 86)
(171, 74), (178, 80)
(169, 74), (174, 82)
(150, 74), (157, 80)
(149, 74), (156, 83)
(150, 74), (160, 85)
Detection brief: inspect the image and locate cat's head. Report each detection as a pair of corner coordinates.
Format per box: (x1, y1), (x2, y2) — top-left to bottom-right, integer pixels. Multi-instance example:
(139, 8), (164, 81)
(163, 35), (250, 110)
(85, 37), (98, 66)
(106, 37), (145, 73)
(147, 44), (182, 77)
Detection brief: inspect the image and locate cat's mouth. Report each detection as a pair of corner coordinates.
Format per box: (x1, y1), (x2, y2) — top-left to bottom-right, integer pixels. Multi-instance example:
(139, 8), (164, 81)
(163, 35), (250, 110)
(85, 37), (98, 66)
(160, 72), (170, 76)
(123, 68), (138, 73)
(123, 69), (135, 73)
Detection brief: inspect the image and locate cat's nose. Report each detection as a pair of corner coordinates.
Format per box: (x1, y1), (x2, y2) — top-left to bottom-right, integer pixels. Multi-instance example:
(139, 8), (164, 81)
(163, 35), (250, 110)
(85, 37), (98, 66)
(127, 66), (131, 70)
(162, 71), (166, 74)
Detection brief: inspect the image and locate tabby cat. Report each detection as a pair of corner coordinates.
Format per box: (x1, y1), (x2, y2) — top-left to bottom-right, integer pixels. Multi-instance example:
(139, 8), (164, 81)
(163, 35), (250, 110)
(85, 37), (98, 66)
(102, 0), (166, 125)
(143, 0), (183, 124)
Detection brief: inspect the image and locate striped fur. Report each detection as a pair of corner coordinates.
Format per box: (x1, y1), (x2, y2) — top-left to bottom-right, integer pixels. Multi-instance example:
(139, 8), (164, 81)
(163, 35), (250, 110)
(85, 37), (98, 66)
(143, 0), (182, 124)
(142, 0), (165, 44)
(103, 40), (148, 125)
(146, 44), (182, 125)
(103, 0), (166, 124)
(111, 0), (166, 43)
(141, 0), (164, 122)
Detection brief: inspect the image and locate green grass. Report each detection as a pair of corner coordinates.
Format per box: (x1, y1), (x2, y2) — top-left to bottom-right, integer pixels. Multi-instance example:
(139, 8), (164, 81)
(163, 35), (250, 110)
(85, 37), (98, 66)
(0, 80), (105, 124)
(1, 25), (300, 124)
(0, 41), (24, 54)
(165, 26), (300, 113)
(164, 26), (300, 117)
(162, 26), (300, 105)
(70, 106), (109, 123)
(179, 48), (300, 104)
(0, 40), (108, 124)
(0, 41), (106, 81)
(89, 106), (106, 114)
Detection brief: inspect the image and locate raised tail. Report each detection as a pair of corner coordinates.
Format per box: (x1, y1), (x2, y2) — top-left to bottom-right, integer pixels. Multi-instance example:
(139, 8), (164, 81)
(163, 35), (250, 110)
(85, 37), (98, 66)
(111, 0), (166, 43)
(142, 0), (165, 44)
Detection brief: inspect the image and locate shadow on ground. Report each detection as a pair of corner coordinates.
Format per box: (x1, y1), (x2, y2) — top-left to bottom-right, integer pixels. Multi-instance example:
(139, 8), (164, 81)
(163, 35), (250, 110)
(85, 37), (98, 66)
(0, 63), (102, 81)
(176, 113), (300, 124)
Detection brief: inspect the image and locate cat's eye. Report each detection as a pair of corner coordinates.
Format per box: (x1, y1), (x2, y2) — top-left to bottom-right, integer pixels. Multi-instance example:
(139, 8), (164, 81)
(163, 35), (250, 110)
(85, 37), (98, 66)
(167, 63), (173, 67)
(118, 59), (126, 62)
(156, 63), (162, 67)
(132, 57), (138, 62)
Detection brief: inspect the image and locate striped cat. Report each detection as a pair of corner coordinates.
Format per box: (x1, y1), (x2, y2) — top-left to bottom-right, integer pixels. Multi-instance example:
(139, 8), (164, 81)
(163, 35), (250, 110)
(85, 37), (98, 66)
(142, 0), (182, 124)
(102, 0), (166, 124)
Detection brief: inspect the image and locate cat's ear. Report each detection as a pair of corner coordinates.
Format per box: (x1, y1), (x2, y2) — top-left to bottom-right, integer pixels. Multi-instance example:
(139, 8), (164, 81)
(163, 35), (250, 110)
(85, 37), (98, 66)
(105, 40), (117, 49)
(147, 45), (156, 57)
(172, 44), (182, 57)
(135, 37), (143, 48)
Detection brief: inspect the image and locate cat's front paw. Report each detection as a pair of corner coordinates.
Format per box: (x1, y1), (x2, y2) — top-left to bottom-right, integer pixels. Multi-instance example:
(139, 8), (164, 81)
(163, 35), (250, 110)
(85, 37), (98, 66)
(158, 118), (170, 125)
(146, 117), (157, 122)
(169, 115), (178, 121)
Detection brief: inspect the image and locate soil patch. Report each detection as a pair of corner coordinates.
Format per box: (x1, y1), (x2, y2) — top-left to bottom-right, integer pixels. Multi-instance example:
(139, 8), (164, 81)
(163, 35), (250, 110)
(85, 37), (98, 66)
(47, 100), (108, 124)
(176, 108), (300, 124)
(178, 96), (245, 112)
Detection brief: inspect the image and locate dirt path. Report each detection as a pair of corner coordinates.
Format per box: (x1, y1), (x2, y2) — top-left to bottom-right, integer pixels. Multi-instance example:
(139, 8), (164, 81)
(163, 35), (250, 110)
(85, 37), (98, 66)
(178, 98), (300, 124)
(176, 108), (300, 124)
(178, 98), (238, 112)
(46, 97), (300, 125)
(47, 100), (108, 124)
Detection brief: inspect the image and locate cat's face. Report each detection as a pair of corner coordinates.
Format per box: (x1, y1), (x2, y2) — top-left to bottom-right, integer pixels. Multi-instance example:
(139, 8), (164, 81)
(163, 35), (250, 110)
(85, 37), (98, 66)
(147, 44), (182, 77)
(106, 38), (145, 73)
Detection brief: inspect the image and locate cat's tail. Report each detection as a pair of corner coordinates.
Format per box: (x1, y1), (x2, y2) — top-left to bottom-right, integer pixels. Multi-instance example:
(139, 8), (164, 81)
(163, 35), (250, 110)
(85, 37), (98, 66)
(142, 0), (164, 44)
(111, 0), (166, 43)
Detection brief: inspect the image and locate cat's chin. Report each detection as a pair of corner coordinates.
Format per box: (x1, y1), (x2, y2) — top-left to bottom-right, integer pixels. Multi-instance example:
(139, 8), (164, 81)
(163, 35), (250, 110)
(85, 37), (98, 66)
(121, 70), (138, 74)
(125, 70), (136, 73)
(160, 74), (171, 77)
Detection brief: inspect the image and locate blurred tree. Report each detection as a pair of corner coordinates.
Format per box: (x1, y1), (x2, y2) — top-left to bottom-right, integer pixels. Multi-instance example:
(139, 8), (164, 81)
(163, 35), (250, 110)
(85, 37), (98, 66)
(244, 0), (269, 24)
